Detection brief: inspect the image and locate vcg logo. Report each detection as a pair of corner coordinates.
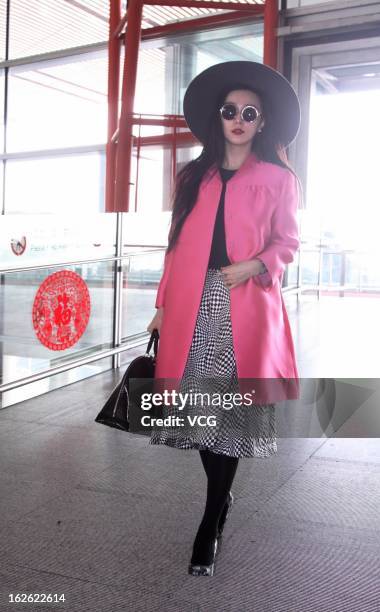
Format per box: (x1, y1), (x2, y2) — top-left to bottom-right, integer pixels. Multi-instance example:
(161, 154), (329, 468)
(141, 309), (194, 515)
(187, 415), (216, 427)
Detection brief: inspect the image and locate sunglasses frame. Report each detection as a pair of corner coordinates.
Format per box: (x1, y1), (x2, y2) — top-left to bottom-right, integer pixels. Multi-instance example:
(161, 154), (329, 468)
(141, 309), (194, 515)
(219, 102), (262, 124)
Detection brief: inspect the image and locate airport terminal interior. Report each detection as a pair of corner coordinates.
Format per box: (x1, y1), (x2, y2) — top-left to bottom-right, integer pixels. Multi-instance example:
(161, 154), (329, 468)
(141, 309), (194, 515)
(1, 0), (380, 610)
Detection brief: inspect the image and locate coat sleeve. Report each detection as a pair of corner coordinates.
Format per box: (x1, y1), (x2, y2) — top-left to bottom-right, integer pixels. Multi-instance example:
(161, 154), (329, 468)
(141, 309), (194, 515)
(253, 169), (300, 292)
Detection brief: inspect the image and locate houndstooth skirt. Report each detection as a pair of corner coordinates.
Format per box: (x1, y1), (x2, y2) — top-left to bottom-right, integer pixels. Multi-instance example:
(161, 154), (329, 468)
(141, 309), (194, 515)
(149, 268), (277, 458)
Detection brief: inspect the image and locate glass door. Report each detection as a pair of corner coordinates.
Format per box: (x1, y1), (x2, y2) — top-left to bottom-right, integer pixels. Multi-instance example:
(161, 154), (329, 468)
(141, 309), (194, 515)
(289, 37), (380, 297)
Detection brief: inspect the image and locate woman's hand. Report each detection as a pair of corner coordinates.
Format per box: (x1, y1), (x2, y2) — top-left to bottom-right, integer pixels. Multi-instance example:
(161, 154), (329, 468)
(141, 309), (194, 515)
(147, 307), (164, 334)
(220, 259), (265, 290)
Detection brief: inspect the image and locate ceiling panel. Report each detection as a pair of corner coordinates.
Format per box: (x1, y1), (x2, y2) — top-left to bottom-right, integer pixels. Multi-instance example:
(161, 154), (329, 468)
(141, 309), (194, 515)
(6, 0), (263, 60)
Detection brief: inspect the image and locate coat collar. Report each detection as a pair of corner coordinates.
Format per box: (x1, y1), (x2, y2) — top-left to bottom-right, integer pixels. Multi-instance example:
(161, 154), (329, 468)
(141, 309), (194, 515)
(203, 152), (260, 187)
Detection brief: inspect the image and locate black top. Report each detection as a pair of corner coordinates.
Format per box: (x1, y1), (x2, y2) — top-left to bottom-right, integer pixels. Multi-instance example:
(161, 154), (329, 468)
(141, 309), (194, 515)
(208, 167), (236, 269)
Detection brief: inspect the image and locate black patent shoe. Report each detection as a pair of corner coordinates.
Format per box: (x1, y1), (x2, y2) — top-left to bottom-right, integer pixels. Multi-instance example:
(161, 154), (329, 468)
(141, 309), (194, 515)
(188, 537), (218, 577)
(217, 491), (234, 539)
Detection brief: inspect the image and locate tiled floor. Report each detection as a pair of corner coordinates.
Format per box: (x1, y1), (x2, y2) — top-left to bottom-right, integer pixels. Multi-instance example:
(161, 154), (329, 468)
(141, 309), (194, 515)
(1, 295), (380, 611)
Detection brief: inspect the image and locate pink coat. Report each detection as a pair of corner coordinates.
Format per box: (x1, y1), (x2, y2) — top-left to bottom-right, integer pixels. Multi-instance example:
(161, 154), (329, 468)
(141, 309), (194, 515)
(154, 152), (300, 404)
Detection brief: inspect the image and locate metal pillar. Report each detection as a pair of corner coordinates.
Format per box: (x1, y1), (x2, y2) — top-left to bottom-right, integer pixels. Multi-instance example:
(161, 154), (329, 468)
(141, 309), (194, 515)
(105, 0), (121, 213)
(264, 0), (279, 69)
(114, 0), (143, 213)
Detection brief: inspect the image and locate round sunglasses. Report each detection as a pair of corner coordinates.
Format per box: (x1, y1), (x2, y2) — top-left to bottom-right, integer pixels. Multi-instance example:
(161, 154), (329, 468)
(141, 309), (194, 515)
(220, 103), (262, 124)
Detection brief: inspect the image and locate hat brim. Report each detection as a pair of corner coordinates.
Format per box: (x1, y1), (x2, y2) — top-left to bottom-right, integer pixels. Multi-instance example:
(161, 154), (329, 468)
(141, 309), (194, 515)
(183, 61), (301, 148)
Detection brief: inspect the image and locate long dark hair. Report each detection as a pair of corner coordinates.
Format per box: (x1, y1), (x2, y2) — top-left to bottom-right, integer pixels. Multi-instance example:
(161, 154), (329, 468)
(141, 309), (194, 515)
(167, 83), (303, 253)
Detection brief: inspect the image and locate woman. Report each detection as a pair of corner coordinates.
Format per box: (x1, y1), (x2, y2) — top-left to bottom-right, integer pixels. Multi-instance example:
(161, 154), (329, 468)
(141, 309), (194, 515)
(147, 61), (302, 576)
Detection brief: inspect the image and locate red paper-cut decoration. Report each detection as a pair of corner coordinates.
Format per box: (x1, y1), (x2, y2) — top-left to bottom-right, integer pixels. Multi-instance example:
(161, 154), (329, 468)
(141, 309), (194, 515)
(32, 271), (91, 350)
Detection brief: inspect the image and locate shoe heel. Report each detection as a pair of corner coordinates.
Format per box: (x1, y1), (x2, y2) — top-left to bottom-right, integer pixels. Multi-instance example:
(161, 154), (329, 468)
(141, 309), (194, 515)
(188, 562), (215, 577)
(188, 538), (218, 576)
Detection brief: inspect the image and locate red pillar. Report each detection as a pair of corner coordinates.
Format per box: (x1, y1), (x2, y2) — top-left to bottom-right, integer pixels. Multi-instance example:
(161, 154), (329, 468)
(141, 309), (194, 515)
(114, 0), (144, 212)
(105, 0), (121, 212)
(263, 0), (279, 69)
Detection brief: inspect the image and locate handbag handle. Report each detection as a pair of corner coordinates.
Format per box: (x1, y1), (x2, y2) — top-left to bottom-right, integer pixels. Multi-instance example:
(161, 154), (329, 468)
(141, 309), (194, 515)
(146, 328), (159, 357)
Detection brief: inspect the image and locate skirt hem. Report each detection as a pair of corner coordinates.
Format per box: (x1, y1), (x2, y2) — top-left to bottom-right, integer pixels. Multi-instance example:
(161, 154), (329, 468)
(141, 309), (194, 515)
(149, 437), (278, 459)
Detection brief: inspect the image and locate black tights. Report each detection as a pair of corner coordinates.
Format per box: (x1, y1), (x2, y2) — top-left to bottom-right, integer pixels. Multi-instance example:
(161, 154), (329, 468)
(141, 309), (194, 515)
(191, 449), (239, 565)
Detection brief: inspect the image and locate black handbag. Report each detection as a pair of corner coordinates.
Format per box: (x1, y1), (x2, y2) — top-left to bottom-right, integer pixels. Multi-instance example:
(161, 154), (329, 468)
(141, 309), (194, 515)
(94, 329), (161, 436)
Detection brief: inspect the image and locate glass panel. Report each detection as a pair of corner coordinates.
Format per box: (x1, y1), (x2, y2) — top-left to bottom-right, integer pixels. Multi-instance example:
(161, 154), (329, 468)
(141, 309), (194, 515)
(359, 252), (380, 290)
(121, 249), (165, 341)
(287, 0), (338, 7)
(7, 50), (108, 152)
(308, 88), (380, 252)
(0, 0), (6, 61)
(321, 252), (341, 286)
(0, 68), (4, 212)
(0, 160), (3, 215)
(345, 252), (360, 289)
(196, 32), (263, 73)
(300, 249), (320, 288)
(0, 213), (116, 269)
(122, 212), (172, 249)
(1, 356), (113, 408)
(131, 24), (263, 214)
(130, 147), (165, 213)
(0, 69), (4, 149)
(176, 143), (202, 175)
(305, 80), (380, 294)
(4, 152), (105, 213)
(130, 142), (202, 215)
(287, 255), (300, 287)
(135, 23), (264, 117)
(0, 261), (115, 387)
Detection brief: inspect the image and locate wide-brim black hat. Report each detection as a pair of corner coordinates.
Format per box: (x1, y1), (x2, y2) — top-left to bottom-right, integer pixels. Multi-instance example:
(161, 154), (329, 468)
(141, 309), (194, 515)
(183, 61), (301, 148)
